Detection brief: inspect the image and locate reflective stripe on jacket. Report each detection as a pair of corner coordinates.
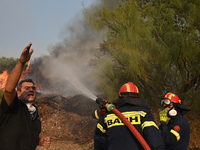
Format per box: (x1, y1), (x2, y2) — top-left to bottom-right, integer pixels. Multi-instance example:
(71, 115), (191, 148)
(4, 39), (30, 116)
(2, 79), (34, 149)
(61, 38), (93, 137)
(97, 97), (166, 150)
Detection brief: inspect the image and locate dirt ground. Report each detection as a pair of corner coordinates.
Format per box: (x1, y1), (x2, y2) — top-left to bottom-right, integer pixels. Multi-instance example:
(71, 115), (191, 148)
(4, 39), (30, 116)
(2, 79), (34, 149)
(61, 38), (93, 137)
(34, 93), (200, 150)
(35, 93), (98, 150)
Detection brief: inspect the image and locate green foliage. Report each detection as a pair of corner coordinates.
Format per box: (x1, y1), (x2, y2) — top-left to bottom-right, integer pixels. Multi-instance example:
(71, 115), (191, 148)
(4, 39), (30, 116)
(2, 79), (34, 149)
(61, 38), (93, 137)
(85, 0), (200, 110)
(0, 57), (19, 73)
(143, 0), (200, 107)
(0, 90), (3, 104)
(0, 57), (18, 104)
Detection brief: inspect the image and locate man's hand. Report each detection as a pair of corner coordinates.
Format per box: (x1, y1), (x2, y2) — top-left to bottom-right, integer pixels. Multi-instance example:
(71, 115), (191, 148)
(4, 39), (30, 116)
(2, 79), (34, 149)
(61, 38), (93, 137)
(19, 42), (34, 64)
(4, 43), (34, 106)
(39, 137), (51, 148)
(159, 109), (170, 123)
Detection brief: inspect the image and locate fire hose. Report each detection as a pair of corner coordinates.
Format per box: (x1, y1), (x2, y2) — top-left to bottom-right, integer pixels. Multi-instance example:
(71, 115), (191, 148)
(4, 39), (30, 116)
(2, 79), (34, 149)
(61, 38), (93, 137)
(96, 98), (151, 150)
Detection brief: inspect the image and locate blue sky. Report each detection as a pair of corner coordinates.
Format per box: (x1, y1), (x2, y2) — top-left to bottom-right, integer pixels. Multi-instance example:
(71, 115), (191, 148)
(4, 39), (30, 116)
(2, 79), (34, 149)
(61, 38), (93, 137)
(0, 0), (95, 59)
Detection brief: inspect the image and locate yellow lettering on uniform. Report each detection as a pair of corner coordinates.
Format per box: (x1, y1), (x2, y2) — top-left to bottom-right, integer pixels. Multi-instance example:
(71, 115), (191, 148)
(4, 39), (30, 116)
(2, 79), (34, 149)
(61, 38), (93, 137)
(114, 118), (121, 124)
(129, 115), (140, 124)
(105, 112), (144, 128)
(107, 120), (112, 126)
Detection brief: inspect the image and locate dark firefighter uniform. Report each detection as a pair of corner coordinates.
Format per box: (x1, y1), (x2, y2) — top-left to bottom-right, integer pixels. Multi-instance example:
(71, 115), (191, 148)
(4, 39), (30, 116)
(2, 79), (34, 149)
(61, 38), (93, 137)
(92, 109), (108, 150)
(159, 109), (190, 150)
(159, 92), (190, 150)
(97, 97), (166, 150)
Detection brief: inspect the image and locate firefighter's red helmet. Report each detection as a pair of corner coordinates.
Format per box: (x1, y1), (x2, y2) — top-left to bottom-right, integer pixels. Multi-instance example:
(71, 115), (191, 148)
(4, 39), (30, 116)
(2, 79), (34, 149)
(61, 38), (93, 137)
(118, 82), (139, 97)
(161, 93), (181, 106)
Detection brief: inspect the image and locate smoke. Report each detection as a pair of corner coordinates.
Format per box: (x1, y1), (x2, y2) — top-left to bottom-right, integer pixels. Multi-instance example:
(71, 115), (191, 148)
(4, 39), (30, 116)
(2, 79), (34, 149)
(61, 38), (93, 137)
(28, 0), (122, 99)
(30, 13), (103, 99)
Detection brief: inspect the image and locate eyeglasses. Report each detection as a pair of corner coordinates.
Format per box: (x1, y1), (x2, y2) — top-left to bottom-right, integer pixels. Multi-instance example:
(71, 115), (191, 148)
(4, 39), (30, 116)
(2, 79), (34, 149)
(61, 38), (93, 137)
(161, 99), (171, 107)
(24, 86), (36, 90)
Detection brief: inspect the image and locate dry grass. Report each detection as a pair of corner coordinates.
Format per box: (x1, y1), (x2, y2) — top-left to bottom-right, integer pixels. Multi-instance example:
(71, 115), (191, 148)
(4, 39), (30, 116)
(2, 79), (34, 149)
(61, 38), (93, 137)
(35, 94), (200, 150)
(36, 140), (94, 150)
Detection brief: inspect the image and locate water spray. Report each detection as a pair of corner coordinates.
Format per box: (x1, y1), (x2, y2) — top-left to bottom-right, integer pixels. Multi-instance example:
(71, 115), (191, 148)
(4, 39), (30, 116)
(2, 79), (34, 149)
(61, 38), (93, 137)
(52, 59), (97, 100)
(63, 72), (97, 100)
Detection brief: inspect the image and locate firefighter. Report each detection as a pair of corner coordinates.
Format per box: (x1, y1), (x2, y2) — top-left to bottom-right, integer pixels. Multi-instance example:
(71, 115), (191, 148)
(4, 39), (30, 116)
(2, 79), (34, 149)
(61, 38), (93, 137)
(96, 82), (166, 150)
(92, 102), (108, 150)
(159, 93), (190, 150)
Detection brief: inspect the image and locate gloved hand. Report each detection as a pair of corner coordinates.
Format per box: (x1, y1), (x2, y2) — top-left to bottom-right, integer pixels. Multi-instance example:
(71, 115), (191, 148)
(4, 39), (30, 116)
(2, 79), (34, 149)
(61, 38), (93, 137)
(96, 97), (109, 109)
(159, 109), (170, 123)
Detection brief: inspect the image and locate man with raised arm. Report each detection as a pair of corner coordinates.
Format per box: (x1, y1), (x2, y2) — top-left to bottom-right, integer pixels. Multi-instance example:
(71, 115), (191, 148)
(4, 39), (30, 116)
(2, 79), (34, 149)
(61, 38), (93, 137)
(0, 43), (51, 150)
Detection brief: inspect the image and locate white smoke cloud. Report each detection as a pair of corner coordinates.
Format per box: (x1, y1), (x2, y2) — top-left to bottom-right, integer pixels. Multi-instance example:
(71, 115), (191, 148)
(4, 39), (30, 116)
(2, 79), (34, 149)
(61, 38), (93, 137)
(31, 13), (104, 99)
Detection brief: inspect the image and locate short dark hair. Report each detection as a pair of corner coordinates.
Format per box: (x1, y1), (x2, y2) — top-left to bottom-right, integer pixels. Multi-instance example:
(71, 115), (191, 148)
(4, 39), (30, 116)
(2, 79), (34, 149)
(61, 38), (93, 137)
(17, 78), (35, 91)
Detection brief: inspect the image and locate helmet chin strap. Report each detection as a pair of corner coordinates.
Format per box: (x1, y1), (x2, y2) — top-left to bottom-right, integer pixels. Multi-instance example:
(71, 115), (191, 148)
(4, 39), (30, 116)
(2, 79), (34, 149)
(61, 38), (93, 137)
(168, 107), (177, 117)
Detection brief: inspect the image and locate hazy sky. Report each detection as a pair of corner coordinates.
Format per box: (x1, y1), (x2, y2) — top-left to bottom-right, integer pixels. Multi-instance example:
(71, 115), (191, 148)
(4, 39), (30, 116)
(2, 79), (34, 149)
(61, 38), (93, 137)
(0, 0), (95, 59)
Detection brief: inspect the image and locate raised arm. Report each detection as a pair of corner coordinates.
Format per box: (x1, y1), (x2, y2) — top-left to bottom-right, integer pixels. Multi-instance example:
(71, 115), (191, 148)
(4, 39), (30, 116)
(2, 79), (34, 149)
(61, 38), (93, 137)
(4, 43), (33, 106)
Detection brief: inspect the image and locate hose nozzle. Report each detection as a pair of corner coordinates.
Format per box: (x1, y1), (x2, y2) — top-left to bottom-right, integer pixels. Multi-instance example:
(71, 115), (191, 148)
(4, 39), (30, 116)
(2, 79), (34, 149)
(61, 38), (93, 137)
(96, 97), (110, 109)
